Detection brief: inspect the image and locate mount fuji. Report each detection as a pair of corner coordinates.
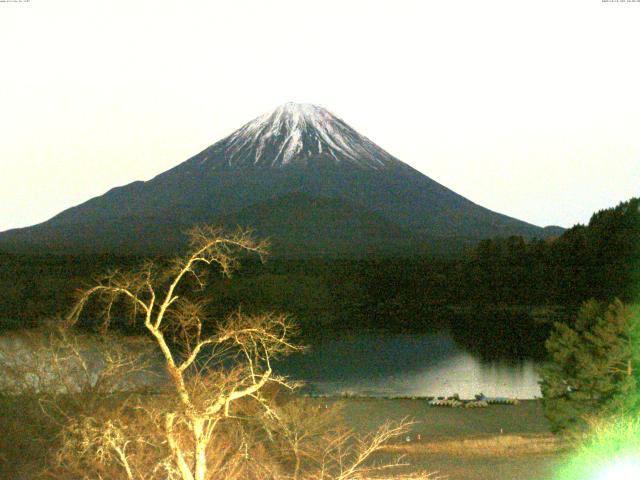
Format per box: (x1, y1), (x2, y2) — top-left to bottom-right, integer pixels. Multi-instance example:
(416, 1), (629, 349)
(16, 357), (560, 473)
(0, 103), (561, 256)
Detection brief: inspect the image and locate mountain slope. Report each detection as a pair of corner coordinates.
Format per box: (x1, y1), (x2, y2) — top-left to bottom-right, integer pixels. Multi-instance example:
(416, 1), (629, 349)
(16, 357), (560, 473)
(217, 192), (428, 257)
(0, 103), (558, 256)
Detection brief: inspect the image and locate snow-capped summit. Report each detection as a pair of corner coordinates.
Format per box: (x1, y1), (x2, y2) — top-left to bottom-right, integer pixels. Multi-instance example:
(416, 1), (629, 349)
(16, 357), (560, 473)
(0, 102), (558, 256)
(193, 102), (400, 170)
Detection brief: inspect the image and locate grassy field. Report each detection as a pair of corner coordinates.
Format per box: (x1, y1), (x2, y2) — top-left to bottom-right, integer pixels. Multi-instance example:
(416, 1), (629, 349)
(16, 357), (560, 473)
(324, 398), (568, 480)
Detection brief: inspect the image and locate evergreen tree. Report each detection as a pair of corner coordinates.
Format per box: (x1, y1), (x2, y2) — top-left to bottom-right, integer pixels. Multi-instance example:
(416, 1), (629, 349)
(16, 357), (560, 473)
(539, 299), (640, 433)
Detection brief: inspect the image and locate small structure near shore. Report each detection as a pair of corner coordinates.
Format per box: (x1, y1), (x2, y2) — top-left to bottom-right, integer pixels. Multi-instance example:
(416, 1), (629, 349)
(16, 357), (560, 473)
(305, 391), (520, 407)
(475, 393), (520, 405)
(427, 393), (519, 408)
(428, 398), (464, 407)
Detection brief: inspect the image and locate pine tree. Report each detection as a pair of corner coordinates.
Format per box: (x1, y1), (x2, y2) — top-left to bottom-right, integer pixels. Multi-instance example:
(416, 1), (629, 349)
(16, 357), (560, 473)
(539, 299), (640, 433)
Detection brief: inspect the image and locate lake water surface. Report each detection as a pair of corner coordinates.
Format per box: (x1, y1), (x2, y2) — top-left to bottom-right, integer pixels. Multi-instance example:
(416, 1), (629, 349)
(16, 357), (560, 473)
(276, 330), (542, 399)
(1, 329), (542, 399)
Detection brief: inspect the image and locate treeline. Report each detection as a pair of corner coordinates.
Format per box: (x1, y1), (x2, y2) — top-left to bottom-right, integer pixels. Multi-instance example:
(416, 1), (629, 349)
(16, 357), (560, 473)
(0, 254), (141, 330)
(1, 197), (637, 359)
(461, 197), (639, 306)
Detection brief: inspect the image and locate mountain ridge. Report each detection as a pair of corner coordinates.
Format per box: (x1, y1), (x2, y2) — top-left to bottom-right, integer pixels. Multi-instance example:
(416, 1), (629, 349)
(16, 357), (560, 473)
(0, 102), (562, 256)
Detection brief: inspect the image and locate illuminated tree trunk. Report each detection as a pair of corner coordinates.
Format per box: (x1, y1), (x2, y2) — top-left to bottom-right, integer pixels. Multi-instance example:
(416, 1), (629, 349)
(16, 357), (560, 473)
(193, 417), (207, 480)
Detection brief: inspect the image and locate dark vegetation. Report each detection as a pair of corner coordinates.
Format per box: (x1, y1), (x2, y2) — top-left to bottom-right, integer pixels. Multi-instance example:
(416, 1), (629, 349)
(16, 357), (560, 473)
(0, 228), (419, 480)
(0, 198), (636, 478)
(534, 198), (640, 436)
(540, 299), (640, 433)
(0, 197), (637, 361)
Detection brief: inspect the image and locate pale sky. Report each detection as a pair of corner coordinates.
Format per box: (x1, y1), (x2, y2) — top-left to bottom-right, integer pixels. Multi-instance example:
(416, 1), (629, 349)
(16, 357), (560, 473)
(1, 0), (639, 232)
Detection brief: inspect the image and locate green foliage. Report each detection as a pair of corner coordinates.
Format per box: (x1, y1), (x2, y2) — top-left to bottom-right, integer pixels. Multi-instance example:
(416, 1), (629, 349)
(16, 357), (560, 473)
(2, 197), (637, 364)
(555, 416), (640, 480)
(0, 251), (574, 359)
(448, 304), (556, 360)
(462, 197), (640, 305)
(540, 299), (640, 434)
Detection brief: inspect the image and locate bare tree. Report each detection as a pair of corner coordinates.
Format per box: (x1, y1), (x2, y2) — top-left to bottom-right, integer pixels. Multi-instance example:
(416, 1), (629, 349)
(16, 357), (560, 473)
(263, 398), (419, 480)
(0, 324), (156, 478)
(7, 226), (436, 480)
(64, 226), (304, 480)
(0, 324), (151, 397)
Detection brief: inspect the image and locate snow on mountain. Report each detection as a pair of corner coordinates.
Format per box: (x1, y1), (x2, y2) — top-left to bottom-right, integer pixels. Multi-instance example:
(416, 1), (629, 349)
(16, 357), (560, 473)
(0, 102), (559, 255)
(192, 102), (400, 170)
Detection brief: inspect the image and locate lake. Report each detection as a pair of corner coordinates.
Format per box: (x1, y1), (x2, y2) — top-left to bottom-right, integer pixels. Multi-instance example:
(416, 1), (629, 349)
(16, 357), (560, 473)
(1, 329), (542, 399)
(276, 330), (542, 399)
